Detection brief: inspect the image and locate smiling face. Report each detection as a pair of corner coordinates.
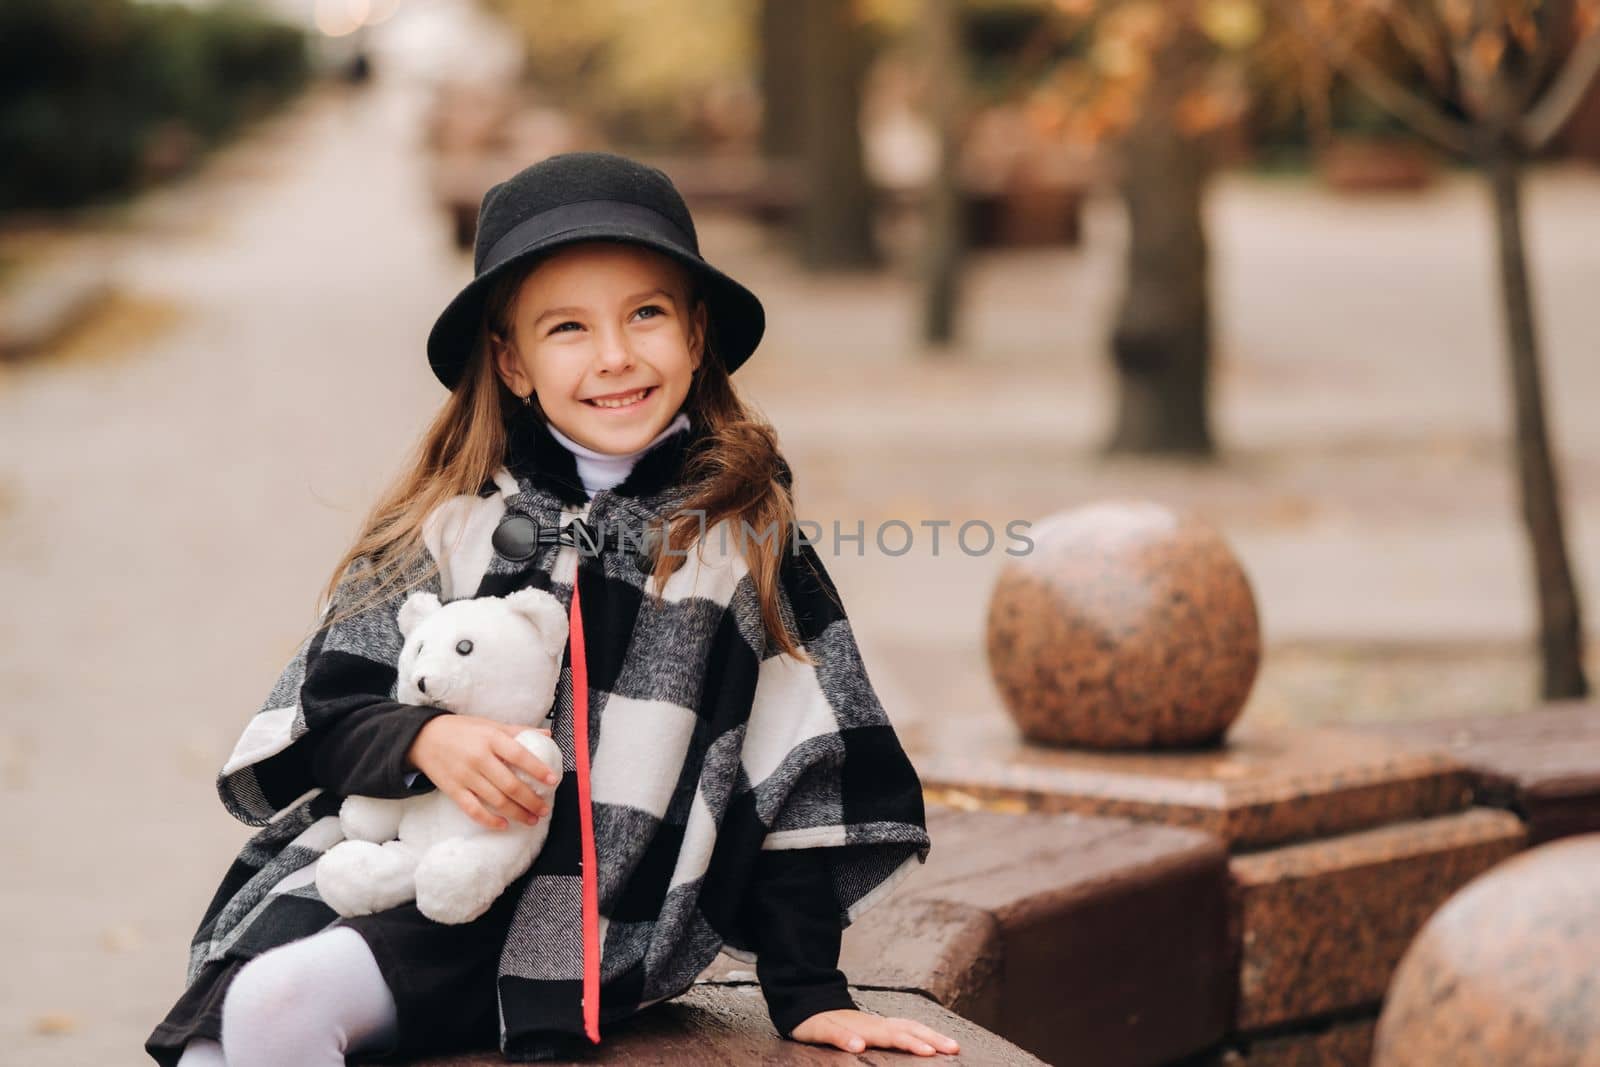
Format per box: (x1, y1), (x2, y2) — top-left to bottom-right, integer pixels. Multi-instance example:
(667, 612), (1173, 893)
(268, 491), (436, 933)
(492, 241), (708, 455)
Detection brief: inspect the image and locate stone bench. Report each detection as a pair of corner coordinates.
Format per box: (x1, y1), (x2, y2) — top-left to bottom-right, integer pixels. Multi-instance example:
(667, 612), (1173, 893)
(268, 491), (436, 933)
(711, 805), (1234, 1067)
(418, 805), (1231, 1065)
(414, 985), (1044, 1065)
(910, 714), (1531, 1063)
(1357, 701), (1600, 843)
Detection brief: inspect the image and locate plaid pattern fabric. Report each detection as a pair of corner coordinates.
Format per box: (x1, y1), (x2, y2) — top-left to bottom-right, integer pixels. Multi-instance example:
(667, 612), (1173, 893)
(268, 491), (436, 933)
(182, 413), (930, 1061)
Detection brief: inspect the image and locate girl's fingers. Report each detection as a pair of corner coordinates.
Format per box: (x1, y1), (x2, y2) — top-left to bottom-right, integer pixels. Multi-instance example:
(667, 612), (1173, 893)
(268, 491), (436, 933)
(902, 1019), (961, 1054)
(854, 1017), (926, 1056)
(491, 734), (560, 787)
(450, 787), (505, 831)
(467, 777), (525, 830)
(482, 759), (547, 823)
(858, 1017), (948, 1057)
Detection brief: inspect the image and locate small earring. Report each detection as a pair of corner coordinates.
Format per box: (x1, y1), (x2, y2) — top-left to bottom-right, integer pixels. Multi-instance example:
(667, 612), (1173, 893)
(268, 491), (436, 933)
(519, 393), (532, 406)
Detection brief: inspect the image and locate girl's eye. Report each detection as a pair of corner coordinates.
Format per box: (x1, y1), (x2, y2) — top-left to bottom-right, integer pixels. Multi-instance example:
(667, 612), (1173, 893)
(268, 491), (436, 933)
(548, 306), (664, 334)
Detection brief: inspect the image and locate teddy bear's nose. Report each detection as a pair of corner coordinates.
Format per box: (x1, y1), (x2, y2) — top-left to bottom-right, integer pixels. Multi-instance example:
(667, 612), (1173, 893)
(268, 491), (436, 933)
(417, 675), (428, 694)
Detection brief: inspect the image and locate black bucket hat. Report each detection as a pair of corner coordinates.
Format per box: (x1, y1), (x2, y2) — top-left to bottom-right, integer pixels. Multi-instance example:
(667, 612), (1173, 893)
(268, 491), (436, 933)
(426, 151), (766, 391)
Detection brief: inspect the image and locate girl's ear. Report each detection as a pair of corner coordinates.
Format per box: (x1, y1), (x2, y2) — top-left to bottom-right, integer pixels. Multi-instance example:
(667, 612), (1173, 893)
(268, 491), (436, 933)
(491, 332), (530, 397)
(689, 299), (708, 370)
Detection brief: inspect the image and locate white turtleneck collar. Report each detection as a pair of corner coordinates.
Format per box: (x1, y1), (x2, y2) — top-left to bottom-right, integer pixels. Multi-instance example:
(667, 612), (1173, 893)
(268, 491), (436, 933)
(543, 411), (692, 499)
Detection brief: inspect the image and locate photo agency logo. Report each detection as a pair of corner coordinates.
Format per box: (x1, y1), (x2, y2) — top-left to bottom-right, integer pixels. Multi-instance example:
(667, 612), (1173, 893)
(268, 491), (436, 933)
(560, 512), (1036, 559)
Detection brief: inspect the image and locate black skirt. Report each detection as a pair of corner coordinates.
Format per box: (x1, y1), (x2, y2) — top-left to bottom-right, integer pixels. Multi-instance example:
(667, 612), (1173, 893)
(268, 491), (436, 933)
(144, 877), (528, 1066)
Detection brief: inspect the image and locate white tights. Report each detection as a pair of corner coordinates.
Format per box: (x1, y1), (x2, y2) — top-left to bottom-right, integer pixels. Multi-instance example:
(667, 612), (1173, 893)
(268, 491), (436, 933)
(175, 926), (398, 1067)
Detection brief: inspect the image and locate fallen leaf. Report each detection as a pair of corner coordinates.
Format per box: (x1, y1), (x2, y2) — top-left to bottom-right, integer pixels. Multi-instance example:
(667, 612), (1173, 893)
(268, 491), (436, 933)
(924, 786), (982, 812)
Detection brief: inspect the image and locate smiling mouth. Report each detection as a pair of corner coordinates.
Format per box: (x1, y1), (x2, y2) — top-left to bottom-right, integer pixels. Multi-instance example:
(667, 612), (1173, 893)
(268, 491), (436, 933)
(584, 386), (655, 409)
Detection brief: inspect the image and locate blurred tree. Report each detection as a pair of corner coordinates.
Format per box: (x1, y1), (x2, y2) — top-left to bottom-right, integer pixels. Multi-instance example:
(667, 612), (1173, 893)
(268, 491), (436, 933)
(1278, 0), (1596, 697)
(488, 0), (881, 270)
(799, 0), (882, 267)
(871, 1), (1456, 445)
(0, 0), (307, 211)
(1102, 6), (1220, 454)
(1032, 0), (1261, 456)
(484, 0), (756, 148)
(920, 0), (970, 343)
(760, 0), (807, 158)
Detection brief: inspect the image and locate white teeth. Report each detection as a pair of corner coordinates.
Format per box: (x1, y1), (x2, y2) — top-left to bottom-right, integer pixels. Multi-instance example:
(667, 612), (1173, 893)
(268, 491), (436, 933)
(589, 388), (649, 408)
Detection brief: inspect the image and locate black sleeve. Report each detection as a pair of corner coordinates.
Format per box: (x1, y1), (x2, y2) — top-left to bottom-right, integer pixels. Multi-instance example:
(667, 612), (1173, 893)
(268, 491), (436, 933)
(300, 652), (451, 799)
(741, 848), (857, 1038)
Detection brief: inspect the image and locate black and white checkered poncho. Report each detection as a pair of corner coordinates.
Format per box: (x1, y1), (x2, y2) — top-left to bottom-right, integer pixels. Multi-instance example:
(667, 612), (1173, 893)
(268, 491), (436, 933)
(180, 411), (931, 1060)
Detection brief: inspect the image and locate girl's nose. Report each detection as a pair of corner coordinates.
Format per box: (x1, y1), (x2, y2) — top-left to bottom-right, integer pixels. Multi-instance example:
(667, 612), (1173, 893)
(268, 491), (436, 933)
(593, 327), (635, 372)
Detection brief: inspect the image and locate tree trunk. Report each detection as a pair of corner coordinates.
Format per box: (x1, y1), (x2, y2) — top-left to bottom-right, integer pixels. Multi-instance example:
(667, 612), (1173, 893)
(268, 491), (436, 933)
(920, 0), (965, 346)
(759, 0), (806, 160)
(1106, 26), (1216, 456)
(799, 0), (880, 269)
(1485, 143), (1590, 698)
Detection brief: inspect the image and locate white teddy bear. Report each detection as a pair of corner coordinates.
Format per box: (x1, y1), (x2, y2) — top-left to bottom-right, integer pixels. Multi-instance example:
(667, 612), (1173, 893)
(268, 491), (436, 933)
(315, 587), (568, 925)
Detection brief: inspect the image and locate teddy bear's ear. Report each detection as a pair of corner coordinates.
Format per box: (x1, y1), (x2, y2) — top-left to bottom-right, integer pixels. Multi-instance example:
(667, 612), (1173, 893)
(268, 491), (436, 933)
(397, 591), (443, 638)
(504, 588), (570, 646)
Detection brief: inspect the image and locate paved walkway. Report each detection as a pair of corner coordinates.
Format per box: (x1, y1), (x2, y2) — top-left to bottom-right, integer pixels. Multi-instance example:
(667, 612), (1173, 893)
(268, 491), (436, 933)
(1, 78), (468, 1065)
(2, 64), (1598, 1064)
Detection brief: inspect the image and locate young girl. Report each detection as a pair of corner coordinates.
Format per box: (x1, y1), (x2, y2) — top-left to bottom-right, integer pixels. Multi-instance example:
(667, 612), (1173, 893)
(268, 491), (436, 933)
(147, 152), (959, 1064)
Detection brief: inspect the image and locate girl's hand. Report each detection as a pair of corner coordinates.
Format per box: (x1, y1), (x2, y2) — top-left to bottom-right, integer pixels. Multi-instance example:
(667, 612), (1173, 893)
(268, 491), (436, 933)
(790, 1009), (961, 1058)
(406, 715), (559, 831)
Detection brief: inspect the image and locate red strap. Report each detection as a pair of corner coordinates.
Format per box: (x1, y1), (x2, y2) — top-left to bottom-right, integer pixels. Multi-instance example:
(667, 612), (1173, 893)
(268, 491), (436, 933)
(569, 577), (601, 1043)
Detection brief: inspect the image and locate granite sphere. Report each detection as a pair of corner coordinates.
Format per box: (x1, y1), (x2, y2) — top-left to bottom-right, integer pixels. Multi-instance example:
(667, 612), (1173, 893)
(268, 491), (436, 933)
(1375, 834), (1600, 1067)
(984, 500), (1260, 749)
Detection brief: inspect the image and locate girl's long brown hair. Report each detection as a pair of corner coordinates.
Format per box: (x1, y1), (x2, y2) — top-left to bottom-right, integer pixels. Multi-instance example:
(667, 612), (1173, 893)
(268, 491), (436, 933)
(308, 249), (813, 664)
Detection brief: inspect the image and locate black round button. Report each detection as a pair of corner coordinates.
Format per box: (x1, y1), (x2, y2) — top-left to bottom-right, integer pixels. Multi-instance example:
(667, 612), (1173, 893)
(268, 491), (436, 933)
(492, 515), (540, 561)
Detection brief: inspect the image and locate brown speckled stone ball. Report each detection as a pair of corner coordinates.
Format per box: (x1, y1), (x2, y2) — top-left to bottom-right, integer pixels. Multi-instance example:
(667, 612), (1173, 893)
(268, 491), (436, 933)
(1374, 835), (1600, 1067)
(984, 500), (1260, 749)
